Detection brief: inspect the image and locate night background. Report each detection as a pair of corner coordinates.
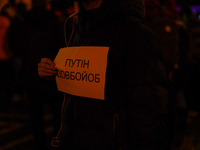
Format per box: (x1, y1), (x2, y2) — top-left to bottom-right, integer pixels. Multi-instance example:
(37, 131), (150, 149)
(1, 0), (200, 149)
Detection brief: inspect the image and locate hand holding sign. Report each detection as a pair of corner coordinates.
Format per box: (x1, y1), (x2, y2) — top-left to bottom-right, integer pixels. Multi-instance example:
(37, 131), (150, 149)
(38, 58), (57, 80)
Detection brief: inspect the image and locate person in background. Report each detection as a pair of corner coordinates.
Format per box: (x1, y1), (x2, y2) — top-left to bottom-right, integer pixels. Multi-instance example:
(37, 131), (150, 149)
(179, 3), (200, 117)
(8, 0), (65, 149)
(178, 3), (200, 149)
(0, 4), (15, 108)
(0, 0), (8, 11)
(38, 0), (173, 149)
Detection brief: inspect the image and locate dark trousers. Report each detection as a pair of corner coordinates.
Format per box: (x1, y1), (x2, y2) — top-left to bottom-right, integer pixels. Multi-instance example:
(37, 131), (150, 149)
(27, 88), (63, 150)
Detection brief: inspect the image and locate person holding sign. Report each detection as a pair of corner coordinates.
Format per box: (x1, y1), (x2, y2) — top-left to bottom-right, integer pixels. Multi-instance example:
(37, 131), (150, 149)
(38, 0), (173, 149)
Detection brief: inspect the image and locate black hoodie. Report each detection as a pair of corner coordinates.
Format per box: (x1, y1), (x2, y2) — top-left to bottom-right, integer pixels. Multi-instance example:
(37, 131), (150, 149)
(60, 0), (170, 149)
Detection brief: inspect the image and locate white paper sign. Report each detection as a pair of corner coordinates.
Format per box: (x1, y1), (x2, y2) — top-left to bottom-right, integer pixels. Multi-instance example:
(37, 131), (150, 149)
(54, 46), (109, 100)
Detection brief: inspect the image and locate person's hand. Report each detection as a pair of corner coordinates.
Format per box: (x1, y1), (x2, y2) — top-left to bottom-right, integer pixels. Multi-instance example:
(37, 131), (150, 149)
(0, 0), (8, 11)
(38, 58), (57, 80)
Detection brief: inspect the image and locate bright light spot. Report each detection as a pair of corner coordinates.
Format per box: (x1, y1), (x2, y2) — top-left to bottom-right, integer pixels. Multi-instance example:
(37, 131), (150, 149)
(198, 15), (200, 20)
(165, 25), (171, 33)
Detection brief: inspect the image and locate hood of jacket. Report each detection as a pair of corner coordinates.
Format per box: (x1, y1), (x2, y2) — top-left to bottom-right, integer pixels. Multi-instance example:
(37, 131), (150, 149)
(77, 0), (145, 30)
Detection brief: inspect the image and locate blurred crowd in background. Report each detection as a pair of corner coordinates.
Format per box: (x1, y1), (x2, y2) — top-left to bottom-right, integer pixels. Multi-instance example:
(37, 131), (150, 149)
(1, 0), (200, 149)
(0, 0), (75, 149)
(0, 0), (75, 104)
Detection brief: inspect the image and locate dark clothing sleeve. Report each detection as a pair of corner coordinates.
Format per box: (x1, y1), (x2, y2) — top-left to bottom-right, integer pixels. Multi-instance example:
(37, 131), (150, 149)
(125, 24), (168, 149)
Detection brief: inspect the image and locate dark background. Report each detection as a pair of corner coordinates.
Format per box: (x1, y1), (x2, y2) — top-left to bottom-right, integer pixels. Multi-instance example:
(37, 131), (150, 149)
(175, 0), (200, 5)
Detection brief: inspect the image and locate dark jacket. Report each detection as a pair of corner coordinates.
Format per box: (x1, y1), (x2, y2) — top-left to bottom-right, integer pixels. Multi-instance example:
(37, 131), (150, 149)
(60, 0), (171, 149)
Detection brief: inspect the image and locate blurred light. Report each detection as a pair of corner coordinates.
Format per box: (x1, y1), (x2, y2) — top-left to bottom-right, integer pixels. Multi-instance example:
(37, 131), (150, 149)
(176, 6), (182, 12)
(176, 5), (200, 14)
(198, 14), (200, 19)
(191, 6), (200, 14)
